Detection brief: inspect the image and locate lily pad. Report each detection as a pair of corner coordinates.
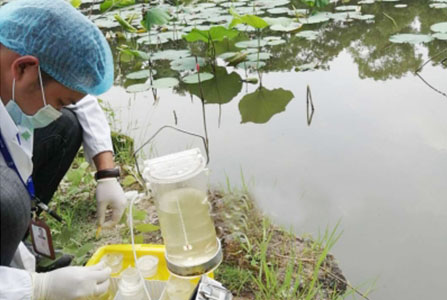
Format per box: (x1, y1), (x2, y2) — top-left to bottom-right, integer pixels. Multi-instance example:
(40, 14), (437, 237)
(246, 52), (272, 61)
(239, 87), (294, 124)
(299, 14), (331, 24)
(235, 40), (268, 48)
(126, 83), (151, 93)
(296, 30), (319, 40)
(270, 22), (302, 32)
(431, 22), (447, 33)
(151, 77), (179, 89)
(389, 33), (434, 44)
(182, 72), (215, 84)
(358, 0), (375, 4)
(394, 4), (407, 8)
(330, 11), (362, 21)
(433, 33), (447, 40)
(151, 49), (191, 61)
(236, 61), (266, 69)
(266, 39), (287, 46)
(170, 57), (206, 71)
(126, 69), (156, 80)
(267, 7), (290, 14)
(335, 5), (361, 11)
(429, 3), (447, 8)
(350, 14), (375, 20)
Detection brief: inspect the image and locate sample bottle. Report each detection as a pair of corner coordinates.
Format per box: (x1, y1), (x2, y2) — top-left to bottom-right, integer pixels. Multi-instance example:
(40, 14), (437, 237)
(116, 267), (146, 300)
(159, 275), (196, 300)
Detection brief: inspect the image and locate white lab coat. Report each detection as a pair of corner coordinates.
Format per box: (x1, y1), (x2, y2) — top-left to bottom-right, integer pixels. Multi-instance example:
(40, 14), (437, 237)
(0, 95), (113, 299)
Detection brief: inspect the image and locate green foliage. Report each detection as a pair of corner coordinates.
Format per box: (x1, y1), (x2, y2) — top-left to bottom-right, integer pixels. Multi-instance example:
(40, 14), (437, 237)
(100, 0), (135, 13)
(70, 0), (81, 8)
(114, 14), (137, 33)
(117, 46), (150, 61)
(301, 0), (330, 15)
(142, 7), (171, 31)
(229, 8), (269, 29)
(183, 26), (239, 43)
(301, 0), (330, 9)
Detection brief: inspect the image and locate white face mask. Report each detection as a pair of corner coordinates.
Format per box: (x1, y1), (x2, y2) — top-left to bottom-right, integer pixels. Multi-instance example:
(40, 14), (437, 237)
(6, 66), (62, 129)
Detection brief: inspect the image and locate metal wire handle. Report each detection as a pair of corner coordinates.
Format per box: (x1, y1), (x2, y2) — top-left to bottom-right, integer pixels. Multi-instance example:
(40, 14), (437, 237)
(133, 125), (210, 180)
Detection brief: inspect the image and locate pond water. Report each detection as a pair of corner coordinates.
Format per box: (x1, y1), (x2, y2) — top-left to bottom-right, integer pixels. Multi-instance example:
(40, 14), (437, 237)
(89, 0), (446, 299)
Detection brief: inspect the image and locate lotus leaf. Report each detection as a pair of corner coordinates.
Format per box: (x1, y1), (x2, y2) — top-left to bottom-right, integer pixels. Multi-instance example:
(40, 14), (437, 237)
(429, 3), (447, 8)
(239, 87), (294, 124)
(182, 72), (215, 84)
(151, 49), (191, 61)
(235, 40), (268, 48)
(351, 14), (375, 20)
(151, 78), (179, 89)
(431, 22), (447, 33)
(246, 52), (271, 61)
(271, 22), (302, 32)
(236, 61), (266, 69)
(183, 26), (239, 43)
(296, 30), (319, 40)
(170, 57), (206, 71)
(433, 33), (447, 40)
(335, 5), (361, 11)
(389, 33), (434, 44)
(299, 14), (331, 24)
(267, 39), (287, 46)
(267, 7), (291, 15)
(126, 69), (156, 80)
(229, 8), (269, 29)
(126, 83), (151, 93)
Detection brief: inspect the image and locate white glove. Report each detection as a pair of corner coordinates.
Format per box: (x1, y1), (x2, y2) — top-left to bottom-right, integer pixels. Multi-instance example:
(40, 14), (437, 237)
(96, 178), (127, 228)
(32, 262), (111, 300)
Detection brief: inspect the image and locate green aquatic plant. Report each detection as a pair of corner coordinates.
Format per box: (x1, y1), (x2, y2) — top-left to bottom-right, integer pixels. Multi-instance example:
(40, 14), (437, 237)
(100, 0), (135, 13)
(301, 0), (330, 15)
(229, 8), (269, 85)
(183, 26), (239, 71)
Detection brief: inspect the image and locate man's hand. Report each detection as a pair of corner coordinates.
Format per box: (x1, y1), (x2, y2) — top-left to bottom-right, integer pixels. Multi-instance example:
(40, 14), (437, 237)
(32, 262), (111, 300)
(96, 178), (127, 228)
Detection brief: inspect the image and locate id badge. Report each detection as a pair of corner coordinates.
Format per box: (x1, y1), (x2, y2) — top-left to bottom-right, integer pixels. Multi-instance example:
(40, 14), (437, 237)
(30, 219), (55, 260)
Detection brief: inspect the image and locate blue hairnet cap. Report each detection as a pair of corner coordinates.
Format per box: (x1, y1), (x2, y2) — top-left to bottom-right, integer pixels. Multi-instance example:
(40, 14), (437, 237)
(0, 0), (114, 95)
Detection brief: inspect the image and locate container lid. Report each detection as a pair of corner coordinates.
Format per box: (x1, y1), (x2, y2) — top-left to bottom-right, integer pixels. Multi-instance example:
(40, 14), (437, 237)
(137, 255), (159, 278)
(143, 148), (206, 184)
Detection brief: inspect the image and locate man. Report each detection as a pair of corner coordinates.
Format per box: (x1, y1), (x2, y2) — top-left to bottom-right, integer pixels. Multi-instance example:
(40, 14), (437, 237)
(0, 0), (127, 299)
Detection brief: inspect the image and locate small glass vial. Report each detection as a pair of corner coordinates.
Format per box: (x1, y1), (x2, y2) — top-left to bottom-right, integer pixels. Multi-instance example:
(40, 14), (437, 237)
(116, 267), (146, 300)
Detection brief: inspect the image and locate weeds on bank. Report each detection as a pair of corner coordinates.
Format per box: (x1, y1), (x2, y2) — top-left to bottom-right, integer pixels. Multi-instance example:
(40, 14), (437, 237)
(212, 189), (349, 300)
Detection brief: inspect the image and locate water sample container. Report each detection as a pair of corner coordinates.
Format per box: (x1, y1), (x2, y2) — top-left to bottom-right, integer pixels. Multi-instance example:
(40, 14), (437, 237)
(101, 253), (124, 275)
(159, 275), (196, 300)
(137, 255), (159, 278)
(143, 148), (222, 277)
(115, 267), (145, 300)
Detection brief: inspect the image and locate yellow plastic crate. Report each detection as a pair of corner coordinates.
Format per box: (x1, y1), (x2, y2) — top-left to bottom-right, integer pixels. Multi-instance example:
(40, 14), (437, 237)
(86, 244), (213, 281)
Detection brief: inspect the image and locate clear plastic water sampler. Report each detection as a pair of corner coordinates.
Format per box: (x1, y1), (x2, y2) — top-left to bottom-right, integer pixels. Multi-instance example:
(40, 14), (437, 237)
(143, 148), (222, 277)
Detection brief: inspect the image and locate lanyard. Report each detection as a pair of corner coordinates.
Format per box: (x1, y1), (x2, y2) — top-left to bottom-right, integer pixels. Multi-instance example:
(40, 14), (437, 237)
(0, 129), (36, 199)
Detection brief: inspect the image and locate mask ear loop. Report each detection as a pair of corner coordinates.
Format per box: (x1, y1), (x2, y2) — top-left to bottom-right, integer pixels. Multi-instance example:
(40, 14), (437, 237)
(37, 65), (48, 106)
(12, 78), (16, 101)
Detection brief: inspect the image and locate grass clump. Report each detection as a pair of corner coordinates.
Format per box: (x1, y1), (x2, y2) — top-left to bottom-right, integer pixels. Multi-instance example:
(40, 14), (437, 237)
(210, 191), (348, 300)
